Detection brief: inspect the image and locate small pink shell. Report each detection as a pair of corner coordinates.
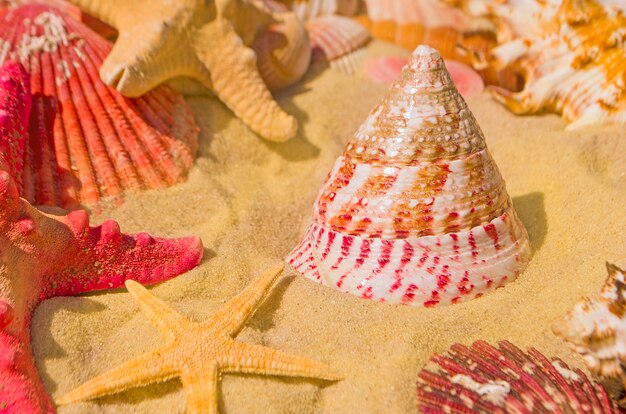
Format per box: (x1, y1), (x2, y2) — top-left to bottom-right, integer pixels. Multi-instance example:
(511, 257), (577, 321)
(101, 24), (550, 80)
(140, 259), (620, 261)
(365, 56), (484, 97)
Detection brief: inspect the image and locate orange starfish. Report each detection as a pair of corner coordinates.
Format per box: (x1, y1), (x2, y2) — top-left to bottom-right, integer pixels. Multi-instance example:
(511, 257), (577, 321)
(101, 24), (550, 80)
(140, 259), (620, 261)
(57, 263), (342, 413)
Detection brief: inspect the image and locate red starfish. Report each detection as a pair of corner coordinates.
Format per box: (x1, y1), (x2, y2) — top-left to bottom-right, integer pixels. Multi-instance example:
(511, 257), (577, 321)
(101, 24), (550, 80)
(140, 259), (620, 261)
(0, 62), (204, 412)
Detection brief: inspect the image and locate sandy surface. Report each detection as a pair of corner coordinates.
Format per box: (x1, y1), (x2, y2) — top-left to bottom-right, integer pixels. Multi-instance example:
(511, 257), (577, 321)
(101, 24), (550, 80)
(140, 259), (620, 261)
(32, 41), (626, 413)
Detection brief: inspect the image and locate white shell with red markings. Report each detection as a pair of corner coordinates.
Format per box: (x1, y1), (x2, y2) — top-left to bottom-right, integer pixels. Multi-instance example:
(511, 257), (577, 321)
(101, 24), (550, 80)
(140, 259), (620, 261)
(288, 45), (530, 306)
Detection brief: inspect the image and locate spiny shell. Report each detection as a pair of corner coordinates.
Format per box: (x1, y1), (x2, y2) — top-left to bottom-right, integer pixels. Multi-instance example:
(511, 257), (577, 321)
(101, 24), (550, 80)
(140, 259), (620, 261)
(288, 45), (530, 306)
(0, 4), (199, 209)
(553, 263), (626, 381)
(416, 340), (620, 413)
(487, 0), (626, 129)
(307, 15), (370, 73)
(254, 12), (312, 90)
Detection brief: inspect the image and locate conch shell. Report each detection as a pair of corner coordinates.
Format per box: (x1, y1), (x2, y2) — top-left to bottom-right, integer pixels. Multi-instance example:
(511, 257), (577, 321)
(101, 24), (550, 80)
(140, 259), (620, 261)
(487, 0), (626, 129)
(553, 263), (626, 383)
(288, 45), (530, 306)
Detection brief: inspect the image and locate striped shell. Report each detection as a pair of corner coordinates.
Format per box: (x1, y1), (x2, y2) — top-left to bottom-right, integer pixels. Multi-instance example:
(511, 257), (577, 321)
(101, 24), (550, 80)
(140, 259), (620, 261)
(416, 340), (620, 413)
(488, 0), (626, 129)
(307, 15), (370, 73)
(279, 0), (359, 21)
(355, 0), (496, 60)
(553, 263), (626, 381)
(0, 4), (199, 209)
(288, 45), (530, 306)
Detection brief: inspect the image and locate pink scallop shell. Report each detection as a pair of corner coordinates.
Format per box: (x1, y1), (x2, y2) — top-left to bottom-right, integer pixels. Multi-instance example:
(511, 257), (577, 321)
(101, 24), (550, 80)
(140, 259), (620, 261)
(0, 3), (199, 209)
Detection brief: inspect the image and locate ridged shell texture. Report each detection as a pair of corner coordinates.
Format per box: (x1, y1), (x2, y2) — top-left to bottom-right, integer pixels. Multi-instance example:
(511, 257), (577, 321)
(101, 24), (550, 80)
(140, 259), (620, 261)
(288, 45), (530, 306)
(0, 3), (199, 209)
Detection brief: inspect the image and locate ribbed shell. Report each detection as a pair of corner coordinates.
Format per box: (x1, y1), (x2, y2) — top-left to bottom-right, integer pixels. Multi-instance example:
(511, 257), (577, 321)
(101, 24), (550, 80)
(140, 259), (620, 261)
(553, 263), (626, 381)
(0, 4), (199, 209)
(280, 0), (359, 21)
(307, 15), (369, 73)
(488, 0), (626, 129)
(288, 46), (530, 306)
(416, 340), (620, 413)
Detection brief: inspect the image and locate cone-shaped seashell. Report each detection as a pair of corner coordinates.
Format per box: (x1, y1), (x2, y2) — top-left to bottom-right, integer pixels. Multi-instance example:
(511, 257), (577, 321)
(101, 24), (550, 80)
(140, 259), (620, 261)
(487, 0), (626, 129)
(307, 15), (370, 73)
(416, 340), (620, 413)
(365, 56), (485, 98)
(0, 4), (199, 209)
(253, 12), (312, 91)
(553, 263), (626, 384)
(288, 45), (530, 306)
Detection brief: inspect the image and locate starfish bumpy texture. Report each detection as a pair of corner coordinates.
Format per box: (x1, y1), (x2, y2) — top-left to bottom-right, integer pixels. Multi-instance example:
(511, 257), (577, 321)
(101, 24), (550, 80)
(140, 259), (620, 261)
(57, 263), (342, 413)
(64, 0), (301, 142)
(0, 61), (204, 413)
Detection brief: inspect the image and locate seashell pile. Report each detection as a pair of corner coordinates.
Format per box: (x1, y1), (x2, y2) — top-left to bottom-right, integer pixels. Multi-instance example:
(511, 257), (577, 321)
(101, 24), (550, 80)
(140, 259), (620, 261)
(0, 3), (199, 209)
(487, 0), (626, 129)
(553, 263), (626, 385)
(288, 45), (530, 307)
(416, 340), (621, 413)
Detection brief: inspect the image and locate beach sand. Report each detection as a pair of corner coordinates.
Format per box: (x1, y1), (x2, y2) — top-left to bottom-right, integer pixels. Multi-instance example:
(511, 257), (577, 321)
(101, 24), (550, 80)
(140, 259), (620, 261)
(33, 41), (625, 413)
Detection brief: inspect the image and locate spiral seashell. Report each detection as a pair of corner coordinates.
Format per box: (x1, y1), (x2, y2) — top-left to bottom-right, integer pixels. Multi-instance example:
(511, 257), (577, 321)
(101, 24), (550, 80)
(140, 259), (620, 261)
(288, 45), (530, 307)
(0, 4), (199, 209)
(553, 263), (626, 383)
(487, 0), (626, 129)
(416, 340), (620, 413)
(254, 12), (312, 91)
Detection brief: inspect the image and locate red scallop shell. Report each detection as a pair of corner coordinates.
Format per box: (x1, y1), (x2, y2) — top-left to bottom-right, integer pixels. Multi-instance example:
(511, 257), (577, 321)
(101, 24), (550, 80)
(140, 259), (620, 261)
(0, 3), (199, 209)
(416, 340), (620, 413)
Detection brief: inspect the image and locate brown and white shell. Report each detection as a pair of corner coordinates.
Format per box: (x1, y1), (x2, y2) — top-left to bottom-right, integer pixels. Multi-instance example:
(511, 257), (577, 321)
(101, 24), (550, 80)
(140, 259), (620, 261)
(288, 45), (530, 306)
(487, 0), (626, 129)
(0, 4), (199, 209)
(417, 340), (621, 413)
(553, 263), (626, 382)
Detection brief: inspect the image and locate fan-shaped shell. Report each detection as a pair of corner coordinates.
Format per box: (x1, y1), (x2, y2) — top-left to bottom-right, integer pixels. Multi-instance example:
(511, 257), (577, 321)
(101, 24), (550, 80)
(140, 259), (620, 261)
(488, 0), (626, 129)
(288, 45), (530, 306)
(307, 15), (370, 73)
(416, 340), (620, 413)
(553, 263), (626, 381)
(0, 3), (199, 209)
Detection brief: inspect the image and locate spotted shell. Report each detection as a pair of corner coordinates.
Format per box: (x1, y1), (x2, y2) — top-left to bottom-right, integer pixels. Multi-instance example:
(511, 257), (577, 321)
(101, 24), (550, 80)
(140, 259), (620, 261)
(487, 0), (626, 129)
(553, 263), (626, 381)
(416, 340), (620, 413)
(288, 45), (530, 306)
(0, 4), (199, 209)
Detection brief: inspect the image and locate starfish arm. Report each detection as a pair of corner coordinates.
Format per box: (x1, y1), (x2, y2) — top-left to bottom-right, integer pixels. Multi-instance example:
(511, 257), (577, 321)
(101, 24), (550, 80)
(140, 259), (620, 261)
(56, 346), (179, 406)
(63, 0), (126, 27)
(125, 280), (191, 341)
(208, 262), (284, 337)
(222, 341), (343, 382)
(180, 367), (219, 414)
(195, 25), (297, 142)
